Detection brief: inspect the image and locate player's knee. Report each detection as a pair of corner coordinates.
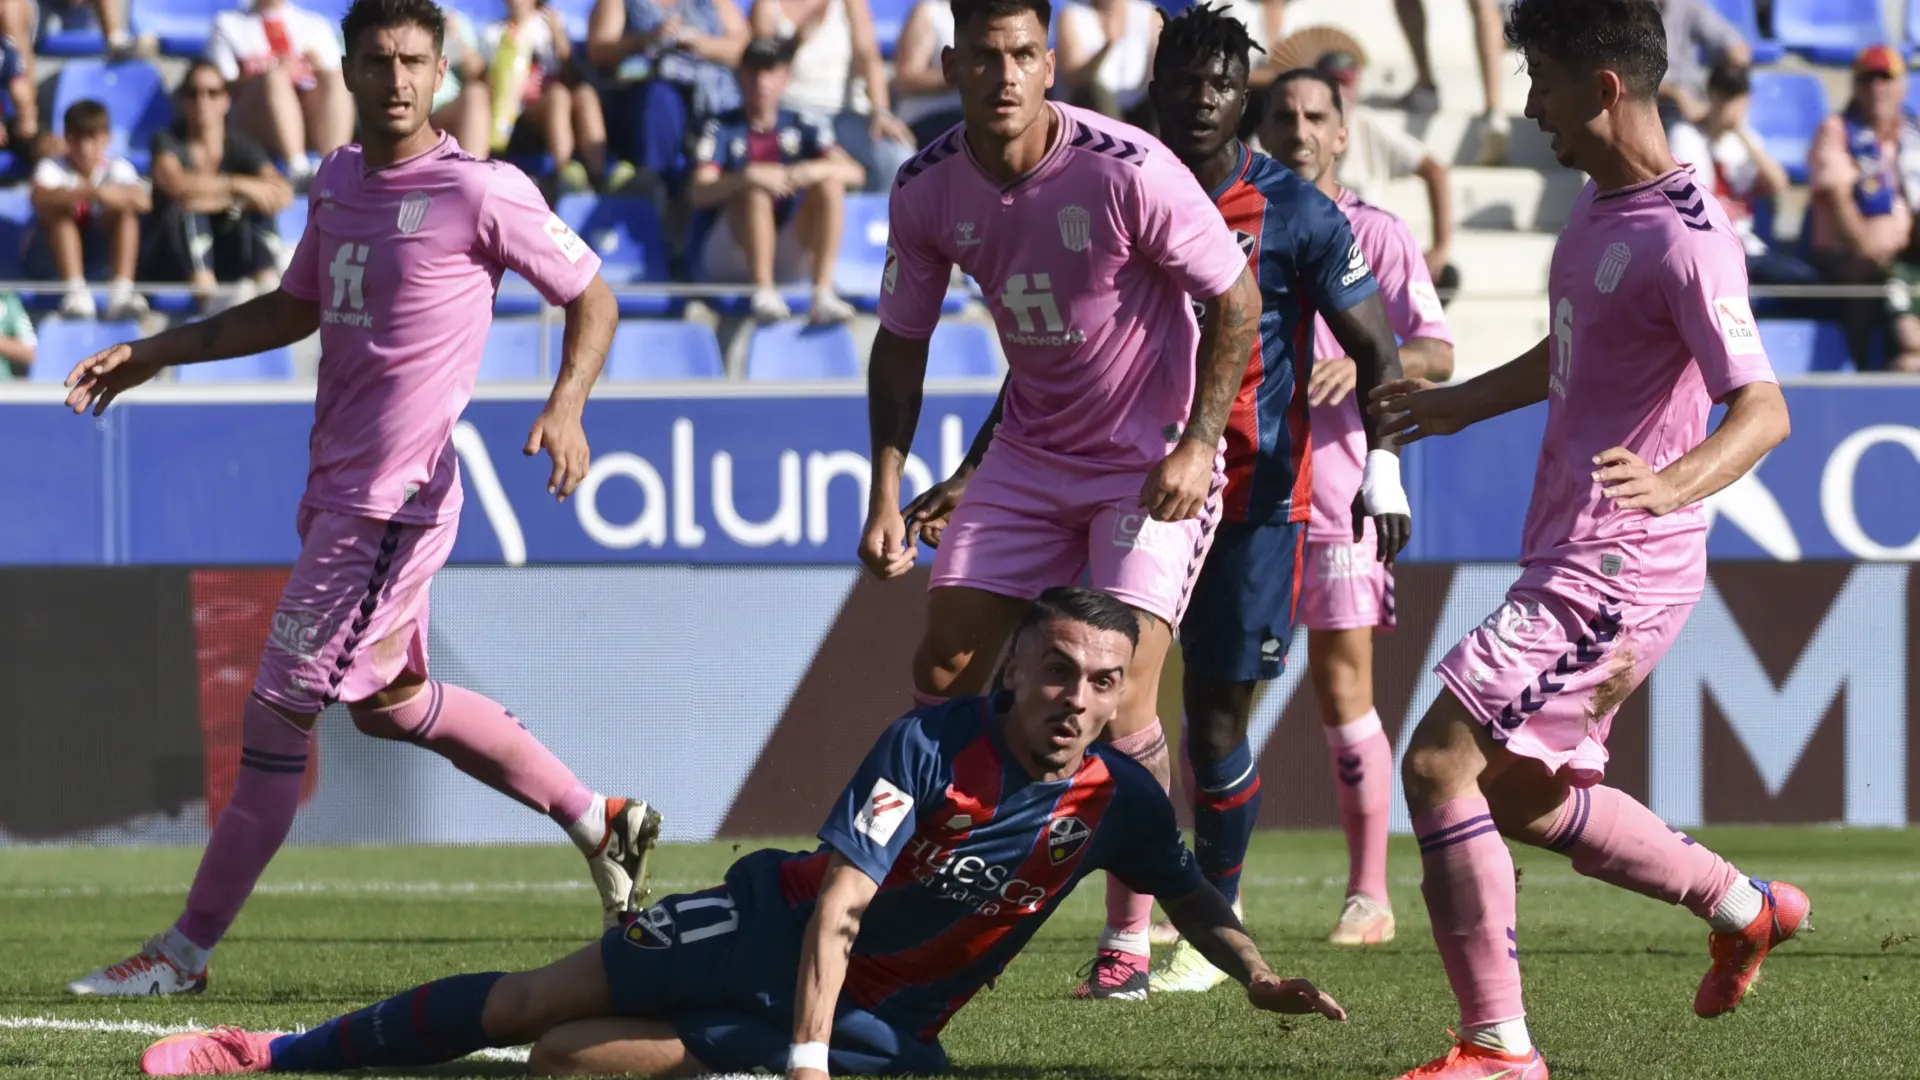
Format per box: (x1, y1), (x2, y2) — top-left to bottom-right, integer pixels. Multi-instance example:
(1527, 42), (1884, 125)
(479, 972), (543, 1046)
(347, 702), (409, 741)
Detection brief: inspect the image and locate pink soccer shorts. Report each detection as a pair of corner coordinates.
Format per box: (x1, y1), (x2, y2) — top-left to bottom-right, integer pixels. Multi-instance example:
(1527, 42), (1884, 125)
(1299, 537), (1397, 633)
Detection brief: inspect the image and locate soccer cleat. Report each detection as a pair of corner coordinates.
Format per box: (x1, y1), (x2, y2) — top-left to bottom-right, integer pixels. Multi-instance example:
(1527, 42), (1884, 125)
(1393, 1037), (1548, 1079)
(1694, 878), (1811, 1018)
(1147, 938), (1229, 993)
(140, 1027), (278, 1075)
(68, 938), (208, 997)
(589, 796), (665, 929)
(1072, 948), (1150, 1001)
(1329, 893), (1397, 945)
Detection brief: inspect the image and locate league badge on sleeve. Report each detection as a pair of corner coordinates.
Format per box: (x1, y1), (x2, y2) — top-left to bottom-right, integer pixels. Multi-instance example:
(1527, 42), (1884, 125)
(544, 214), (589, 265)
(854, 778), (915, 843)
(1713, 296), (1763, 356)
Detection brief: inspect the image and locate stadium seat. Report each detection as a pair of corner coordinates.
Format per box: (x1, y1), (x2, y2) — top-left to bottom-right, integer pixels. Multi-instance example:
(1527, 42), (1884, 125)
(131, 0), (234, 57)
(448, 0), (593, 39)
(278, 195), (310, 248)
(0, 186), (34, 280)
(296, 0), (353, 24)
(174, 348), (296, 382)
(833, 192), (892, 305)
(1747, 71), (1826, 185)
(1756, 319), (1852, 375)
(29, 320), (142, 384)
(1706, 0), (1783, 63)
(480, 318), (562, 381)
(1773, 0), (1887, 66)
(869, 0), (913, 58)
(745, 322), (859, 379)
(555, 194), (675, 316)
(924, 321), (1001, 379)
(53, 60), (171, 173)
(603, 320), (725, 380)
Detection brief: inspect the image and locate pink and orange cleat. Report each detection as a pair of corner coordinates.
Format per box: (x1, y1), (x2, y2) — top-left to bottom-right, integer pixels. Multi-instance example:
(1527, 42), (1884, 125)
(140, 1027), (279, 1076)
(1695, 878), (1811, 1018)
(1393, 1038), (1548, 1080)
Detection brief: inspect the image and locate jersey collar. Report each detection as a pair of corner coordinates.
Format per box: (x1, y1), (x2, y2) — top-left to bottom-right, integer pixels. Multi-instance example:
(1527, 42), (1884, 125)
(1205, 141), (1253, 204)
(362, 130), (453, 178)
(1592, 164), (1690, 202)
(963, 102), (1074, 194)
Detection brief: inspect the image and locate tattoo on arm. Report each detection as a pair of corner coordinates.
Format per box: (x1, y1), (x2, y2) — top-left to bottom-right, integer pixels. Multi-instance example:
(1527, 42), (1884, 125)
(1187, 271), (1259, 448)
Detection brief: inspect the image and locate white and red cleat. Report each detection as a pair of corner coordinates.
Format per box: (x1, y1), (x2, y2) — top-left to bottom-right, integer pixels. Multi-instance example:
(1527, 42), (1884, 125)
(1071, 948), (1149, 1001)
(1393, 1038), (1548, 1079)
(140, 1027), (278, 1076)
(588, 796), (664, 929)
(68, 938), (207, 997)
(1695, 878), (1811, 1018)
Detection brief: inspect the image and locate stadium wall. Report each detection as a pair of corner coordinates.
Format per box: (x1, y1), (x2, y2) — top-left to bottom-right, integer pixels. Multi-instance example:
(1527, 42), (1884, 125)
(1, 562), (1912, 845)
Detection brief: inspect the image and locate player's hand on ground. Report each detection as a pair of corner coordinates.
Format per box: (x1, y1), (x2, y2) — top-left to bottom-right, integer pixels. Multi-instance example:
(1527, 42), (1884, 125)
(1307, 356), (1358, 407)
(1247, 975), (1347, 1021)
(524, 408), (590, 501)
(1593, 446), (1682, 516)
(859, 507), (917, 579)
(64, 340), (161, 416)
(1369, 378), (1467, 444)
(1140, 439), (1214, 522)
(902, 472), (970, 549)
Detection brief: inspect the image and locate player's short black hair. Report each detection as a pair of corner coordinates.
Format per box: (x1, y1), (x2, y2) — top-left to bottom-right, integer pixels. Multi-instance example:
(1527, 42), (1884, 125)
(1269, 67), (1346, 116)
(950, 0), (1052, 38)
(1153, 2), (1262, 81)
(1015, 587), (1141, 653)
(1505, 0), (1666, 100)
(341, 0), (446, 56)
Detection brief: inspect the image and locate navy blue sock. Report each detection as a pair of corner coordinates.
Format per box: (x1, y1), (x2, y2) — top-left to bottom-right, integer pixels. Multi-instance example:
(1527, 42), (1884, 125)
(1192, 740), (1262, 905)
(268, 971), (505, 1072)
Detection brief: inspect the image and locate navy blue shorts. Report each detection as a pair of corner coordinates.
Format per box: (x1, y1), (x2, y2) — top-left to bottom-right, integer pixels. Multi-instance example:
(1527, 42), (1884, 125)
(599, 871), (947, 1076)
(1178, 520), (1306, 683)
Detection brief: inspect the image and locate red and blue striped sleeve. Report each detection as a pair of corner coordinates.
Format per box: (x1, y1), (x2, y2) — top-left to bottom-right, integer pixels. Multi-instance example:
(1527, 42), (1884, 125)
(817, 712), (950, 886)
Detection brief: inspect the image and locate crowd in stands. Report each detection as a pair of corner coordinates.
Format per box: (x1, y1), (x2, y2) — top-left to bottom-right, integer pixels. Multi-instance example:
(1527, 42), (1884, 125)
(2, 0), (1920, 380)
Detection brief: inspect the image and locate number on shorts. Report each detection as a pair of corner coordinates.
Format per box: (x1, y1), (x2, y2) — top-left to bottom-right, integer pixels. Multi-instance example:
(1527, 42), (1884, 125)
(672, 895), (739, 943)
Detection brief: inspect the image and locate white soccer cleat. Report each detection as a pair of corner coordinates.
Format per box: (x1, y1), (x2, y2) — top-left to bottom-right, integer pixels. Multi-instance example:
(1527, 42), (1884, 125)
(1328, 893), (1396, 946)
(1148, 938), (1230, 993)
(589, 796), (665, 929)
(68, 938), (208, 997)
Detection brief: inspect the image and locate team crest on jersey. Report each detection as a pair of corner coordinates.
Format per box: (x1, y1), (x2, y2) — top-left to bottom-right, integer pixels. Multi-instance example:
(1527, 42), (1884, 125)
(1048, 817), (1091, 864)
(623, 904), (676, 950)
(396, 191), (432, 234)
(1595, 242), (1632, 294)
(1058, 205), (1091, 252)
(1235, 230), (1257, 259)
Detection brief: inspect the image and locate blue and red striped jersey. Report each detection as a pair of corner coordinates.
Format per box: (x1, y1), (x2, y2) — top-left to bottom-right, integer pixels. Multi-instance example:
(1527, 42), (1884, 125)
(770, 697), (1200, 1041)
(1211, 144), (1379, 524)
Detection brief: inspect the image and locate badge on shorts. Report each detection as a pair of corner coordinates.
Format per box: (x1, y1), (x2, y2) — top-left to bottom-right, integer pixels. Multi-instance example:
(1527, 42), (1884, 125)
(266, 606), (336, 661)
(623, 904), (676, 950)
(1600, 553), (1622, 577)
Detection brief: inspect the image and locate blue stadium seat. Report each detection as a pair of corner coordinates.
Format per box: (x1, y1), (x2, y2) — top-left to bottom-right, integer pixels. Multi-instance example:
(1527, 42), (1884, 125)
(603, 320), (724, 380)
(131, 0), (235, 57)
(1747, 71), (1826, 185)
(296, 0), (352, 24)
(1706, 0), (1783, 63)
(869, 0), (914, 58)
(1773, 0), (1886, 65)
(30, 320), (142, 384)
(480, 318), (562, 380)
(1906, 75), (1920, 117)
(449, 0), (593, 39)
(0, 187), (34, 280)
(745, 322), (859, 379)
(833, 192), (892, 305)
(924, 321), (1000, 379)
(53, 60), (171, 173)
(555, 194), (674, 316)
(175, 348), (296, 382)
(1757, 319), (1852, 375)
(278, 196), (310, 248)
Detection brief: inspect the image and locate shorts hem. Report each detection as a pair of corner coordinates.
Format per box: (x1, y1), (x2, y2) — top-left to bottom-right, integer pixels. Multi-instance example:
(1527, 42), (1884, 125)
(1433, 663), (1500, 727)
(925, 574), (1042, 602)
(1302, 614), (1393, 633)
(1091, 583), (1177, 626)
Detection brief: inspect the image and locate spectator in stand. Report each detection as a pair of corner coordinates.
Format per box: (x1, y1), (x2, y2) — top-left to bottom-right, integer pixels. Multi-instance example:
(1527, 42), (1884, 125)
(892, 0), (961, 146)
(1656, 0), (1748, 130)
(0, 26), (34, 156)
(36, 0), (155, 58)
(1218, 0), (1300, 91)
(483, 0), (628, 193)
(207, 0), (354, 185)
(27, 100), (149, 321)
(689, 36), (863, 324)
(750, 0), (914, 191)
(1382, 0), (1508, 164)
(1055, 0), (1162, 131)
(1807, 45), (1920, 372)
(434, 7), (491, 156)
(0, 289), (34, 380)
(1669, 62), (1816, 291)
(587, 0), (749, 197)
(144, 61), (293, 314)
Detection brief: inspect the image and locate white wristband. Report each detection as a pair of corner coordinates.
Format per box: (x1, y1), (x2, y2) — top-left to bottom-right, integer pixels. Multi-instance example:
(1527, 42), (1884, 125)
(788, 1041), (830, 1073)
(1359, 449), (1411, 518)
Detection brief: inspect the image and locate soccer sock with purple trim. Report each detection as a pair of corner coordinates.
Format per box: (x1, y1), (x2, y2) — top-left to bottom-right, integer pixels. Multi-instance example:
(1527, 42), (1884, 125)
(1413, 797), (1525, 1034)
(267, 971), (505, 1072)
(1191, 737), (1261, 905)
(1544, 785), (1743, 923)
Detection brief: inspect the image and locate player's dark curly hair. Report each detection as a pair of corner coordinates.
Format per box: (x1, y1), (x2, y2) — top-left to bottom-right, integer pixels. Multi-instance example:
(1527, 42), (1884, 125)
(341, 0), (446, 55)
(1153, 1), (1264, 80)
(1015, 587), (1142, 652)
(950, 0), (1052, 36)
(1504, 0), (1666, 100)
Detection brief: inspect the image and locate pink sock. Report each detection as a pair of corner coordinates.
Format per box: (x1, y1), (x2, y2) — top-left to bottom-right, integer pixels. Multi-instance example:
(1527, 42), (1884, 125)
(1325, 710), (1392, 904)
(351, 682), (593, 827)
(176, 695), (313, 951)
(1103, 720), (1170, 942)
(1414, 797), (1525, 1027)
(1543, 785), (1741, 919)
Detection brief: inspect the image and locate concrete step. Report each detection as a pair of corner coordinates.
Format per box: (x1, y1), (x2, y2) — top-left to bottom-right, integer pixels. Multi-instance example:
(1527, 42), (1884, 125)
(1374, 166), (1586, 237)
(1280, 0), (1533, 122)
(1438, 296), (1550, 381)
(1446, 229), (1557, 298)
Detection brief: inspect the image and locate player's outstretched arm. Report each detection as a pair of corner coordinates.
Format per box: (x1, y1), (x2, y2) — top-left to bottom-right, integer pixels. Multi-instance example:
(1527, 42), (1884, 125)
(524, 276), (618, 501)
(790, 854), (882, 1080)
(860, 328), (932, 579)
(1159, 882), (1347, 1022)
(1324, 293), (1413, 561)
(1140, 267), (1261, 523)
(1369, 334), (1551, 445)
(902, 375), (1006, 549)
(1595, 380), (1790, 517)
(63, 288), (320, 415)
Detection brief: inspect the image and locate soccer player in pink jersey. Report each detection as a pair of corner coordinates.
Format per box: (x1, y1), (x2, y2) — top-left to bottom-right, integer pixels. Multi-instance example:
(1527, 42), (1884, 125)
(61, 0), (659, 998)
(1369, 2), (1800, 1076)
(1264, 68), (1454, 947)
(856, 0), (1261, 1000)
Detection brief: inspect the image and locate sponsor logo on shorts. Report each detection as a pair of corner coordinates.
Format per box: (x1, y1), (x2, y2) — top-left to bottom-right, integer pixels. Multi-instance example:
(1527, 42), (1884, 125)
(266, 605), (336, 661)
(1047, 816), (1091, 864)
(623, 904), (676, 949)
(1483, 598), (1552, 655)
(1600, 553), (1623, 577)
(1261, 637), (1283, 658)
(1112, 513), (1181, 554)
(1318, 542), (1371, 582)
(853, 778), (914, 844)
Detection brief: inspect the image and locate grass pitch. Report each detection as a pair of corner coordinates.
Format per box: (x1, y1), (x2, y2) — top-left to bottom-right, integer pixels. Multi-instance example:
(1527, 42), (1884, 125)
(2, 829), (1917, 1079)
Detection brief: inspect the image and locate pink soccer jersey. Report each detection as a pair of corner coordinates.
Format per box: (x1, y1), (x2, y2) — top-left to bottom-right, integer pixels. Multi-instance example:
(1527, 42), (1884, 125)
(280, 132), (602, 524)
(878, 103), (1248, 471)
(1307, 188), (1452, 544)
(1523, 167), (1777, 604)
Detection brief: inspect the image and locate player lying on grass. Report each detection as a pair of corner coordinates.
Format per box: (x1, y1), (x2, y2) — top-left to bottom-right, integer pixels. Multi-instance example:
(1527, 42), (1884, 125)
(139, 587), (1348, 1078)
